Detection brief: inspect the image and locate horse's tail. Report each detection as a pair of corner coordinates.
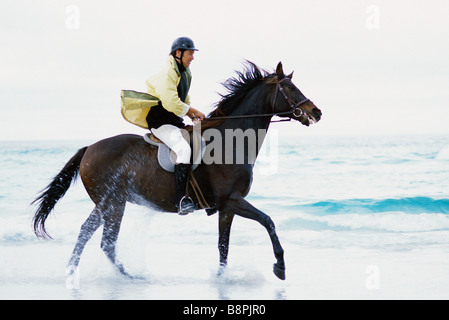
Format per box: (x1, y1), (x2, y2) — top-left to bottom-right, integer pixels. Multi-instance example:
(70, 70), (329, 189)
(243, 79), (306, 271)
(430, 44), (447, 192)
(32, 146), (88, 239)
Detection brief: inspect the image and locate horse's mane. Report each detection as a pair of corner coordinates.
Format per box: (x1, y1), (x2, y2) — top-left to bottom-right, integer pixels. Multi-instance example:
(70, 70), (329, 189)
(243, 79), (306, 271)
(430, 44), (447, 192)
(209, 61), (272, 119)
(186, 61), (275, 132)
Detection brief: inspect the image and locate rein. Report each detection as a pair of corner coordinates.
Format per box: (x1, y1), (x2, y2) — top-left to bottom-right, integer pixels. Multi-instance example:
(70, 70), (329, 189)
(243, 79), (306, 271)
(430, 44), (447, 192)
(201, 77), (310, 122)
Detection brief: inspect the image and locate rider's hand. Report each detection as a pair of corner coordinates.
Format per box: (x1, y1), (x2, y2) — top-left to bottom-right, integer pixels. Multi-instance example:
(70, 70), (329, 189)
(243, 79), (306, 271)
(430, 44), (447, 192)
(187, 107), (205, 121)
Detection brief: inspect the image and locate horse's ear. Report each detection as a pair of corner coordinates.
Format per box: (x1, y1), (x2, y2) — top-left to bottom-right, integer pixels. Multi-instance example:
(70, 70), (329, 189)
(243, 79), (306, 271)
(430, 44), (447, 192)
(287, 71), (294, 79)
(276, 62), (285, 78)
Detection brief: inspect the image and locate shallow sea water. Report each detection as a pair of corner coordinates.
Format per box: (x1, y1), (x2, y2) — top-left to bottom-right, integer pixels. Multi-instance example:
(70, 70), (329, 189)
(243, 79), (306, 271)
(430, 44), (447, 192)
(1, 134), (449, 299)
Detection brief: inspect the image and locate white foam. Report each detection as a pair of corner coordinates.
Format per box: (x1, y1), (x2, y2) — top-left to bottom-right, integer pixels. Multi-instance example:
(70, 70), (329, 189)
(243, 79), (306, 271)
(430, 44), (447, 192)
(436, 145), (449, 160)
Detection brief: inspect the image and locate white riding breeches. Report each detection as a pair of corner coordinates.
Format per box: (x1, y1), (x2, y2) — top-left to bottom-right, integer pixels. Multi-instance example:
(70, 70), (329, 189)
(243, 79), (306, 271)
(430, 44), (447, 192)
(151, 124), (191, 164)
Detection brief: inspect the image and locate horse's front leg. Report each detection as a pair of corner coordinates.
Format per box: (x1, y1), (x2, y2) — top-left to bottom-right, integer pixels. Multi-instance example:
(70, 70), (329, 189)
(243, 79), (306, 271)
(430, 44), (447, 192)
(224, 194), (286, 280)
(218, 211), (235, 274)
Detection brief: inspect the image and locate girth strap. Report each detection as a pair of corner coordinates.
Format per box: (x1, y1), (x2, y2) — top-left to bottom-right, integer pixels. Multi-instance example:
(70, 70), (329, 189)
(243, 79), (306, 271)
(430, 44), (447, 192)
(189, 171), (210, 210)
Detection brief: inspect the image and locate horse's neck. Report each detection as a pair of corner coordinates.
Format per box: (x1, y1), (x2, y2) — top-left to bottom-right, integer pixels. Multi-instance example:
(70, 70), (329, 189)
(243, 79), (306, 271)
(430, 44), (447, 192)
(213, 91), (272, 164)
(216, 97), (272, 134)
(221, 88), (272, 131)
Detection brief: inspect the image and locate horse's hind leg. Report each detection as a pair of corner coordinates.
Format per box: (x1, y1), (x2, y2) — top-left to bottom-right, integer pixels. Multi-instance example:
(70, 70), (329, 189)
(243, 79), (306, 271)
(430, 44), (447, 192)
(67, 206), (102, 274)
(100, 199), (131, 277)
(67, 196), (131, 277)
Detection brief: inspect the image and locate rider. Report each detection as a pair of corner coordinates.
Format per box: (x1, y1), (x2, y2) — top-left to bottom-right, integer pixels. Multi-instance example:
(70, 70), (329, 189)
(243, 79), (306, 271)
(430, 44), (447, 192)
(145, 37), (205, 215)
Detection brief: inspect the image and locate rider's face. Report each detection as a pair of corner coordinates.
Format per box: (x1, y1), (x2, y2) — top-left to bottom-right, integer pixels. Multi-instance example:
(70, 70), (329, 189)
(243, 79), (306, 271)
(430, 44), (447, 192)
(176, 50), (195, 68)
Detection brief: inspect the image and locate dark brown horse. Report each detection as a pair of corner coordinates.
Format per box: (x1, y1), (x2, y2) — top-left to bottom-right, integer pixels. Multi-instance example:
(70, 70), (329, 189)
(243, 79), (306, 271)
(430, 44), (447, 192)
(32, 61), (322, 280)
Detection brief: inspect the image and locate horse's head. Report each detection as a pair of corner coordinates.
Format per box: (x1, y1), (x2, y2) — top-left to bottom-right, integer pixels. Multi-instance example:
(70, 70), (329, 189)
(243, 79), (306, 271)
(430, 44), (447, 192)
(271, 62), (322, 126)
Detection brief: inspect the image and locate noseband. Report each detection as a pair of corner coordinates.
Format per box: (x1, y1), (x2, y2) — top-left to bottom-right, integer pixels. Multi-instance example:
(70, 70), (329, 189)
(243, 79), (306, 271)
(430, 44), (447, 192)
(203, 77), (310, 121)
(272, 77), (310, 119)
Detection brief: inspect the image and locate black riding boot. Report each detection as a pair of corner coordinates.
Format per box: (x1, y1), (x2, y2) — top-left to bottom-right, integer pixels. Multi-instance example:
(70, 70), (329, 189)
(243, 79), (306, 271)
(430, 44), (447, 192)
(174, 164), (197, 215)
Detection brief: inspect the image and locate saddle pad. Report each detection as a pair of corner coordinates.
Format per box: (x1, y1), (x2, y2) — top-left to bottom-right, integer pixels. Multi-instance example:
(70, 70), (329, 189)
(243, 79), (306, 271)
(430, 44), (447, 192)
(143, 133), (205, 172)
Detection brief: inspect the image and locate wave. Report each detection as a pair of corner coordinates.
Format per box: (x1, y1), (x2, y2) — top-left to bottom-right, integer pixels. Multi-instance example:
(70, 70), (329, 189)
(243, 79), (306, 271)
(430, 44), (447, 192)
(300, 197), (449, 215)
(275, 197), (449, 233)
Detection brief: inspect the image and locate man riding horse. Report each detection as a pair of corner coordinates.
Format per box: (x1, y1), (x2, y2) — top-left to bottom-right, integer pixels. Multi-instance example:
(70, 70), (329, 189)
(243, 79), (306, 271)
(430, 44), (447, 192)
(143, 37), (205, 215)
(33, 53), (322, 280)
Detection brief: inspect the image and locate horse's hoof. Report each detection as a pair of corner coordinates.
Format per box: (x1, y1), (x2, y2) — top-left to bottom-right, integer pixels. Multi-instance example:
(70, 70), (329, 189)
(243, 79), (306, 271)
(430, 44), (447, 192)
(217, 263), (226, 277)
(116, 264), (135, 279)
(117, 269), (145, 280)
(273, 263), (286, 280)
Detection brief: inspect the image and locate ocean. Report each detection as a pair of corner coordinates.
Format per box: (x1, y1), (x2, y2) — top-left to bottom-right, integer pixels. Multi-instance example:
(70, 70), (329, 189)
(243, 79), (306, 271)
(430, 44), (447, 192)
(1, 133), (449, 300)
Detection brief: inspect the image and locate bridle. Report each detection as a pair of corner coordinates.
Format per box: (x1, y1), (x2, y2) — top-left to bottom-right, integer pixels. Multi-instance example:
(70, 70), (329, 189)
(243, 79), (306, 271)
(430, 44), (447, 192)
(201, 77), (310, 122)
(271, 77), (310, 119)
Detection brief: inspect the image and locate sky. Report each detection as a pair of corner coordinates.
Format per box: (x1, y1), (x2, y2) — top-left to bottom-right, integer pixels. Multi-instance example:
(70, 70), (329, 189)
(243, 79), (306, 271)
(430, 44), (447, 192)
(1, 0), (448, 140)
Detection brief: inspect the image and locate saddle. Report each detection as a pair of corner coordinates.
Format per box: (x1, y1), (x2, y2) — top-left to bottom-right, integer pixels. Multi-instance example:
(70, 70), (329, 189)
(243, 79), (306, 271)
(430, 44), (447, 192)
(143, 132), (216, 215)
(143, 132), (206, 173)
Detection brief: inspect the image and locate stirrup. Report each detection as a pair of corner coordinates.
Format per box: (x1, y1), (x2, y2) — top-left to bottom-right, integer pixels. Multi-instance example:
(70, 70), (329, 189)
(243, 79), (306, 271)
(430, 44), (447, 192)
(177, 196), (197, 215)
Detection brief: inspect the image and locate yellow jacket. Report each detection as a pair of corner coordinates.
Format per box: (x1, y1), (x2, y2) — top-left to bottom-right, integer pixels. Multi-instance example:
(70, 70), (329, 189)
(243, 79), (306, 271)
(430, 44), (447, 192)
(121, 55), (192, 129)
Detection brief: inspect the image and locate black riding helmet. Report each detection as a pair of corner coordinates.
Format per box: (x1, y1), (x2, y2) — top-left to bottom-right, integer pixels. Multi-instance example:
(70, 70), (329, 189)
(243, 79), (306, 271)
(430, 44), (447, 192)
(170, 37), (198, 67)
(170, 37), (199, 54)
